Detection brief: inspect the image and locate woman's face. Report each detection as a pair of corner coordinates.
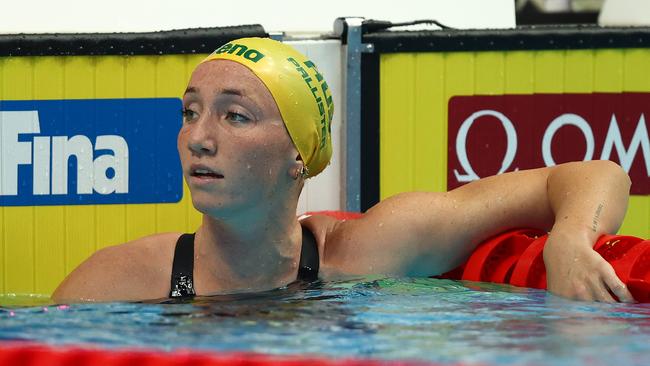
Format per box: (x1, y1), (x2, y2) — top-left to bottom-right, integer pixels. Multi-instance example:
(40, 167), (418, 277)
(179, 60), (299, 217)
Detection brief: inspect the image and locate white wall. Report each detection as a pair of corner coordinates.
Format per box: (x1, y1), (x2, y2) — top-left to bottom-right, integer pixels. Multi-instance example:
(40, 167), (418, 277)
(599, 0), (650, 26)
(0, 0), (515, 34)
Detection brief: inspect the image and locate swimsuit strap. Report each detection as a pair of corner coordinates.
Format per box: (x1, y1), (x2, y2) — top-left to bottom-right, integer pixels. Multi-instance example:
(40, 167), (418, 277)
(297, 224), (319, 282)
(168, 226), (319, 299)
(169, 233), (196, 298)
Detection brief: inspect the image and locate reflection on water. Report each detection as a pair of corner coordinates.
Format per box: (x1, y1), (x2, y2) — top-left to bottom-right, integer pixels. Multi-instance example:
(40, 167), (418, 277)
(1, 277), (649, 366)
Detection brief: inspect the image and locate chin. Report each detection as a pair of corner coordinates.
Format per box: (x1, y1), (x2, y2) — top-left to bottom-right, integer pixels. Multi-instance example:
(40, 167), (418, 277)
(190, 194), (255, 219)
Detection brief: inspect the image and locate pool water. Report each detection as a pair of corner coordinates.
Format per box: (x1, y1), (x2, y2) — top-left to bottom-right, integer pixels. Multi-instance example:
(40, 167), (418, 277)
(1, 277), (649, 366)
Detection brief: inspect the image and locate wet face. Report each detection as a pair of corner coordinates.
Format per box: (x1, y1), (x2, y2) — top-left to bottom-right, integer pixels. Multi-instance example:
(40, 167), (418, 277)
(179, 60), (300, 217)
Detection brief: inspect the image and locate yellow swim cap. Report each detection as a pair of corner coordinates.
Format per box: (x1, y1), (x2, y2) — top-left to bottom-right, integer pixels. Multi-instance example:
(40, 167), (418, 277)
(201, 37), (334, 178)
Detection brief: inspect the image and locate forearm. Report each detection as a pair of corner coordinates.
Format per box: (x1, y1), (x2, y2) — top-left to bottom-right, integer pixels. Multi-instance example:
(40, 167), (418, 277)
(546, 160), (631, 247)
(543, 160), (634, 302)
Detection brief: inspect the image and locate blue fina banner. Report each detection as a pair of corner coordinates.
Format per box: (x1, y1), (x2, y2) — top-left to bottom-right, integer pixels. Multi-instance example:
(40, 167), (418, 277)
(0, 98), (183, 206)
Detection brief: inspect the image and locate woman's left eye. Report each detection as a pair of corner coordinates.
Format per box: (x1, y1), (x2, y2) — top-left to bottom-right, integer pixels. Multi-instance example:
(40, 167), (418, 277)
(226, 111), (251, 123)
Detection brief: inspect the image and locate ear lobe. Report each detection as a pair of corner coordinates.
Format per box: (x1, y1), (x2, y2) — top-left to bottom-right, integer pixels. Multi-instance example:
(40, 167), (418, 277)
(290, 159), (307, 180)
(289, 152), (307, 180)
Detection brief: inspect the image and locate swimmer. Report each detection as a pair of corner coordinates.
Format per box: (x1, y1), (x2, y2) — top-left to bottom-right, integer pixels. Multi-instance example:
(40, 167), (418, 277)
(52, 38), (634, 303)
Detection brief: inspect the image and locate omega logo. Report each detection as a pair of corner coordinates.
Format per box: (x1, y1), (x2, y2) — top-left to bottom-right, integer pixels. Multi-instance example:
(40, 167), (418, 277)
(454, 110), (650, 182)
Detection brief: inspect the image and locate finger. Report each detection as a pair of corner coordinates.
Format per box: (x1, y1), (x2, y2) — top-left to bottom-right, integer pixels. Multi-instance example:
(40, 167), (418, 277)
(591, 278), (616, 303)
(601, 265), (635, 303)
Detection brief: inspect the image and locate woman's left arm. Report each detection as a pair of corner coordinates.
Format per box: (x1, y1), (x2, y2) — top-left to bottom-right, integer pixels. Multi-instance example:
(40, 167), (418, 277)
(326, 160), (634, 302)
(543, 160), (634, 302)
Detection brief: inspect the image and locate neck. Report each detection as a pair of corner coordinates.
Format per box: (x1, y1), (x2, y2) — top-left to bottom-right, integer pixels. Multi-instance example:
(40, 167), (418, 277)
(194, 195), (303, 294)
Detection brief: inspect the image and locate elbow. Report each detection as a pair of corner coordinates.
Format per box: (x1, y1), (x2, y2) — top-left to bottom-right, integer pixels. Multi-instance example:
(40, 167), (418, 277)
(592, 160), (631, 190)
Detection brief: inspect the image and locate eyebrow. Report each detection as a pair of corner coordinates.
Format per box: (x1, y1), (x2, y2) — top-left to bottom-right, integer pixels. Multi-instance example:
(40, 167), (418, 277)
(183, 87), (244, 97)
(220, 88), (244, 97)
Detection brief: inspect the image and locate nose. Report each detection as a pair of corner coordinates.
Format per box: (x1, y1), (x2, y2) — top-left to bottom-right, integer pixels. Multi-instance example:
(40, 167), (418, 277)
(187, 120), (217, 155)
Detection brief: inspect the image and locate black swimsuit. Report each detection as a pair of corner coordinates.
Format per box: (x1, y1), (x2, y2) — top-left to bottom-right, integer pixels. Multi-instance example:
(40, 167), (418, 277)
(169, 225), (319, 298)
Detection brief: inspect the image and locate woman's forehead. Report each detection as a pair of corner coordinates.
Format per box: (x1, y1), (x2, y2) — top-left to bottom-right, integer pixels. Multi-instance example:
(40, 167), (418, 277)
(187, 60), (275, 104)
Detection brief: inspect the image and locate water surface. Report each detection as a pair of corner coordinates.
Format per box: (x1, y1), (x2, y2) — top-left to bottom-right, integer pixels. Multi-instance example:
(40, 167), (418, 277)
(1, 277), (649, 365)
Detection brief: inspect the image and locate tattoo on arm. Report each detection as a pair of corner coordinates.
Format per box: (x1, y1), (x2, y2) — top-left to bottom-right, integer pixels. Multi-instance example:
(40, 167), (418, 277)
(591, 203), (604, 232)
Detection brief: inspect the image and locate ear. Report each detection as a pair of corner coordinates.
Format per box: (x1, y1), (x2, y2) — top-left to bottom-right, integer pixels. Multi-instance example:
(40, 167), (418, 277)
(289, 153), (306, 180)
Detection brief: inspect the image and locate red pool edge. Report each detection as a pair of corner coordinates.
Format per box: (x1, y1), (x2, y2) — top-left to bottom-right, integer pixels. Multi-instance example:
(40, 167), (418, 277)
(0, 342), (467, 366)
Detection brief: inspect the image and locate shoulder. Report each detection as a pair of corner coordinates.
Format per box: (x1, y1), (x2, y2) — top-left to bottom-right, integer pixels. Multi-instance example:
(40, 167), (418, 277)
(52, 232), (183, 302)
(305, 194), (452, 277)
(316, 192), (449, 244)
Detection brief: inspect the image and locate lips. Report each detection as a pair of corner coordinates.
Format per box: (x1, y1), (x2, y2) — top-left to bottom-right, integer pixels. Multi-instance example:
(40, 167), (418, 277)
(190, 165), (224, 179)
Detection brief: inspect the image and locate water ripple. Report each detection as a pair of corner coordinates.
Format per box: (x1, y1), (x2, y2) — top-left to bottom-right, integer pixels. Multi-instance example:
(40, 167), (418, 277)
(1, 278), (650, 366)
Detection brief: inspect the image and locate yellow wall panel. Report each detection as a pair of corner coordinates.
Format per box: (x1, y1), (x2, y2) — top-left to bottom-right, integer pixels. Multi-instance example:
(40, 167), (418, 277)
(439, 53), (475, 196)
(4, 208), (35, 293)
(124, 57), (158, 240)
(0, 53), (208, 295)
(474, 52), (505, 95)
(94, 56), (127, 251)
(2, 57), (36, 293)
(504, 52), (535, 93)
(623, 49), (650, 91)
(414, 54), (445, 192)
(594, 50), (623, 92)
(564, 50), (594, 93)
(34, 206), (65, 293)
(380, 54), (416, 198)
(534, 51), (565, 93)
(155, 56), (190, 234)
(624, 196), (649, 237)
(32, 57), (66, 293)
(63, 57), (98, 274)
(380, 49), (649, 239)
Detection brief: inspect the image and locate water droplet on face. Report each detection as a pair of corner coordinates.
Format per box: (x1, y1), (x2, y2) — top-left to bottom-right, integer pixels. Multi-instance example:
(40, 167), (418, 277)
(246, 164), (251, 170)
(378, 222), (384, 227)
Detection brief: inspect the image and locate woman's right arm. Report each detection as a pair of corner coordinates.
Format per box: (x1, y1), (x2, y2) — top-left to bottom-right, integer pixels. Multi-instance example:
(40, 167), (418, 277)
(51, 233), (179, 303)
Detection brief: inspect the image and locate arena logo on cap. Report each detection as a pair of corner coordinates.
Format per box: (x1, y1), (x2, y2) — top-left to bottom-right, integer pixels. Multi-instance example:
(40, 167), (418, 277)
(287, 57), (333, 149)
(447, 93), (650, 195)
(214, 43), (265, 63)
(0, 98), (183, 206)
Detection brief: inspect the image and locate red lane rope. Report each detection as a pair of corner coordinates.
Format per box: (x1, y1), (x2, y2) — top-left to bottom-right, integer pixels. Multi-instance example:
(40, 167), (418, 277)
(0, 343), (447, 366)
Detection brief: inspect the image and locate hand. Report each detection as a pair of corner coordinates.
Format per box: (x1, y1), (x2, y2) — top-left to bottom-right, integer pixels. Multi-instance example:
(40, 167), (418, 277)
(543, 233), (635, 303)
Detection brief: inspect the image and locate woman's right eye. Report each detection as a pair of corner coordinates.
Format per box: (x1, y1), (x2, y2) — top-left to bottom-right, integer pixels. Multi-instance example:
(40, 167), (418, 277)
(181, 108), (198, 122)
